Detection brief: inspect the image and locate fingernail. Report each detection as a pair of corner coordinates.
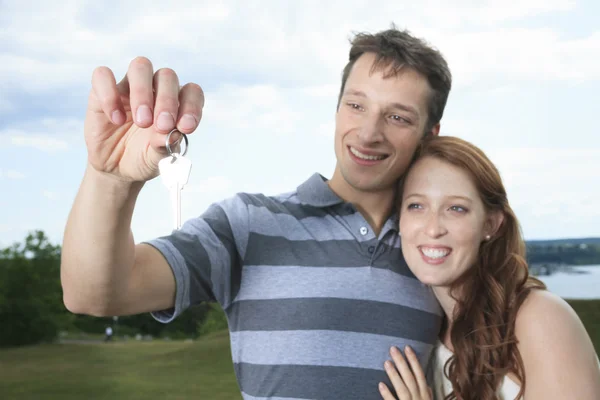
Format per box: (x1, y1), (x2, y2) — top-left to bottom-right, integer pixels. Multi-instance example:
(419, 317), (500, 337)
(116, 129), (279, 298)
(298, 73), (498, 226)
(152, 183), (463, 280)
(136, 105), (152, 125)
(379, 382), (385, 391)
(390, 346), (398, 354)
(111, 110), (125, 125)
(384, 360), (392, 369)
(157, 112), (174, 131)
(179, 114), (197, 131)
(405, 345), (413, 353)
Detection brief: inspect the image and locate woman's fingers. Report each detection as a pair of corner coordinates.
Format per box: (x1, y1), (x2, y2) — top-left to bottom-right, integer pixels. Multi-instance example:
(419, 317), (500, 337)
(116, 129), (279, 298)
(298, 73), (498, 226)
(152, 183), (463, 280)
(379, 382), (399, 400)
(405, 346), (431, 399)
(391, 346), (420, 396)
(384, 358), (411, 399)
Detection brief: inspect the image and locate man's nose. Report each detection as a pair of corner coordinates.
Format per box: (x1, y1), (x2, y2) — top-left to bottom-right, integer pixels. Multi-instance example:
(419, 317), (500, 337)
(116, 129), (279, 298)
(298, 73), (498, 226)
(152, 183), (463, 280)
(356, 113), (385, 144)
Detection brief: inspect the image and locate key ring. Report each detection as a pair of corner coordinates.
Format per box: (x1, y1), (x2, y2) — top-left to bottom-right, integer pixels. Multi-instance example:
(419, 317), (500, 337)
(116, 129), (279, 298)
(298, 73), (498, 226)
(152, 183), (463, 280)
(165, 128), (189, 158)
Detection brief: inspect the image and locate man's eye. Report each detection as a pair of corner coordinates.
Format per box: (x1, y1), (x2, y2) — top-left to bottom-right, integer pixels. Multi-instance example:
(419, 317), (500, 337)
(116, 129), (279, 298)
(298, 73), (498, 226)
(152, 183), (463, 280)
(391, 115), (410, 124)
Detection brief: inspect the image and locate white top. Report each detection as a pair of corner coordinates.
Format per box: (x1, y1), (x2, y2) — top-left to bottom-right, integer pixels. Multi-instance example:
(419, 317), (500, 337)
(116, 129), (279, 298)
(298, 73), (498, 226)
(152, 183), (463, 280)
(429, 341), (521, 400)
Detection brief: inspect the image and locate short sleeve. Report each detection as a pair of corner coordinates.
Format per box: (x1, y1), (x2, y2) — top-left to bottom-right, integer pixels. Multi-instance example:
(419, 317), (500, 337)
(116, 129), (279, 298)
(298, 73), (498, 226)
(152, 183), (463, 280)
(143, 194), (250, 323)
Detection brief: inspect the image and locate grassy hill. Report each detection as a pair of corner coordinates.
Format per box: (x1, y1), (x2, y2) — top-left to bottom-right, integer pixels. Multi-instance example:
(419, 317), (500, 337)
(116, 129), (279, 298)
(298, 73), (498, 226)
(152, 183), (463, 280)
(1, 300), (598, 400)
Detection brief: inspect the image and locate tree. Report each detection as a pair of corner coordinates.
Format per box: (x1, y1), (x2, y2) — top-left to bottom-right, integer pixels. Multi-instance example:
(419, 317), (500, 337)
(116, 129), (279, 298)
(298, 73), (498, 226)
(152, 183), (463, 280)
(0, 231), (69, 347)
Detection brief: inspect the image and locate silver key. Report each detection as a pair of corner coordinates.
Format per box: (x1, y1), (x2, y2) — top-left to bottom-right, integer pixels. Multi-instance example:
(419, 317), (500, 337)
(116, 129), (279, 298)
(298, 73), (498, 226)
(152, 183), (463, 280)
(159, 154), (192, 230)
(158, 129), (192, 230)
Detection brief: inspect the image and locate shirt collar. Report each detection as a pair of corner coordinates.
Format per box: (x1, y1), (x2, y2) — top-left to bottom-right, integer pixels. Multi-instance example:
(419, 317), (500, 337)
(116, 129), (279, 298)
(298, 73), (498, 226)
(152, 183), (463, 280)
(297, 173), (344, 207)
(296, 172), (399, 233)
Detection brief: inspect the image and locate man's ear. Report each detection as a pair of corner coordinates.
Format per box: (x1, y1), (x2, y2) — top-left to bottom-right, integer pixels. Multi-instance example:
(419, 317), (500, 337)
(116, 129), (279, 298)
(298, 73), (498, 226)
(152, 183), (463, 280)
(484, 210), (505, 239)
(425, 123), (440, 138)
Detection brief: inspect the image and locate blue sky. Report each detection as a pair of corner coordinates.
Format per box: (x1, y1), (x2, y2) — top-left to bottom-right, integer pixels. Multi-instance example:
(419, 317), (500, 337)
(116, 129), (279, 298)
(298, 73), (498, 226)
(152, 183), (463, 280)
(0, 0), (599, 248)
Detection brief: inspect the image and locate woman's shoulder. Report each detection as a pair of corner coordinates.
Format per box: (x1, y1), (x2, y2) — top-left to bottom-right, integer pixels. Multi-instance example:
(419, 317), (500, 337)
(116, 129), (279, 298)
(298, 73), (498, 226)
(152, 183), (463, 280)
(514, 289), (582, 339)
(513, 290), (600, 397)
(514, 289), (597, 375)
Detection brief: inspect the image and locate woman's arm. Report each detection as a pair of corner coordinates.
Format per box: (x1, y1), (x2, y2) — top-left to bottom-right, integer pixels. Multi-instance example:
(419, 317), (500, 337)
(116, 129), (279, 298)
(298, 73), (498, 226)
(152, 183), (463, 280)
(515, 290), (600, 399)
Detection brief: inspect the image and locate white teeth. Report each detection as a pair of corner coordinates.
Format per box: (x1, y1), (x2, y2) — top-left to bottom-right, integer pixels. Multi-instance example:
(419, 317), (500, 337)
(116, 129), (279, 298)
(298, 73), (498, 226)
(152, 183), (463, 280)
(421, 247), (450, 259)
(350, 147), (386, 161)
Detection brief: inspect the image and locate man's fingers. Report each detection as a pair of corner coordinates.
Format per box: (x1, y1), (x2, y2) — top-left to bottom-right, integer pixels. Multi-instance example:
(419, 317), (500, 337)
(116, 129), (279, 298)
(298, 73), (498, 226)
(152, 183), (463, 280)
(176, 82), (204, 134)
(153, 67), (180, 134)
(127, 56), (155, 128)
(91, 66), (126, 126)
(116, 73), (130, 96)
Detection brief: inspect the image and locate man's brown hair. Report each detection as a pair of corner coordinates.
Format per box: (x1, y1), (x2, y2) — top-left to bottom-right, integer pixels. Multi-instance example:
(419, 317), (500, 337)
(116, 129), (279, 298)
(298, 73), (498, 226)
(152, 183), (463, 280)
(338, 25), (452, 133)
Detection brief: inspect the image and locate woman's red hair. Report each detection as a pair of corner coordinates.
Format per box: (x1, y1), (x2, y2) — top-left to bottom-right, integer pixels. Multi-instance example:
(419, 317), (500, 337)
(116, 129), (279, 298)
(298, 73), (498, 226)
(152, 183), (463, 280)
(403, 136), (546, 400)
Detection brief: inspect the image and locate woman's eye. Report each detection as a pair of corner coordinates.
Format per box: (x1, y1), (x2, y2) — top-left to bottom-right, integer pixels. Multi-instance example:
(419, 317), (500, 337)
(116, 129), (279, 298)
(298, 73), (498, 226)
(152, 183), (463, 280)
(407, 203), (422, 210)
(450, 205), (468, 213)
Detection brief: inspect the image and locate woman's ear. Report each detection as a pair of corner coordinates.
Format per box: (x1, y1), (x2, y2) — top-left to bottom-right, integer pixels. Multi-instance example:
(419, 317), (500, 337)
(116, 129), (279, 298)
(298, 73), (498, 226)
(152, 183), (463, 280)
(484, 210), (504, 240)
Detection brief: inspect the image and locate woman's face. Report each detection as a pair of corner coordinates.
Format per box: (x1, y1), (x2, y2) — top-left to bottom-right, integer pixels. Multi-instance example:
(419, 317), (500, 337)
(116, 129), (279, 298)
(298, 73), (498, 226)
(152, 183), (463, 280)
(399, 156), (495, 288)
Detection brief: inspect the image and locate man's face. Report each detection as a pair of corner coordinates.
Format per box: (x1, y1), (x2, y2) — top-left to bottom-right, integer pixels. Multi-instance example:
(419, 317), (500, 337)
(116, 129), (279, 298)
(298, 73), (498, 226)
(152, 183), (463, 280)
(332, 52), (437, 194)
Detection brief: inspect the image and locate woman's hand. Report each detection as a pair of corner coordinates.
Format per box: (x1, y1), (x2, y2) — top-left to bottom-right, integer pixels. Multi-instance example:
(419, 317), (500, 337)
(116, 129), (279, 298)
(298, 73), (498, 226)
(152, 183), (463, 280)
(379, 346), (432, 400)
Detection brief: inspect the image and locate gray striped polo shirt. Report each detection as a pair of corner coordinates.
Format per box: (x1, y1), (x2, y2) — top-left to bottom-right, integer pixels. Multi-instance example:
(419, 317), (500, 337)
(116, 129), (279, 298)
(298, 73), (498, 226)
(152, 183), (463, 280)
(146, 173), (442, 400)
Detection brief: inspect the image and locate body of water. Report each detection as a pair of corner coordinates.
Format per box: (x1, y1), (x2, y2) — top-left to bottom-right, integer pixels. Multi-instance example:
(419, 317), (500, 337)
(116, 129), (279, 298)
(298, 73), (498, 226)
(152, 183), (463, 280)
(535, 265), (600, 299)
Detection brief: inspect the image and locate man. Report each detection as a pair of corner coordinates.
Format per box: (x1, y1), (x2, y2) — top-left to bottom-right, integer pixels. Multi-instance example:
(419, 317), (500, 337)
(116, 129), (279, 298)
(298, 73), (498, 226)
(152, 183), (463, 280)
(61, 26), (452, 399)
(104, 326), (113, 342)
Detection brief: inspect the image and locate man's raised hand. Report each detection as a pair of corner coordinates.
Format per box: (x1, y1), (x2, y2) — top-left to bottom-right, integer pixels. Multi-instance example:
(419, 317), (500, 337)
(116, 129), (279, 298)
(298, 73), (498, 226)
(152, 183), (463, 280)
(84, 56), (204, 182)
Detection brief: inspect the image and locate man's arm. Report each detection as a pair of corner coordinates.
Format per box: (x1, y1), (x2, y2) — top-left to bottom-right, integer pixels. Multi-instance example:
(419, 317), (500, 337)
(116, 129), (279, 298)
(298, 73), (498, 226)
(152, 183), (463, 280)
(61, 165), (176, 317)
(61, 57), (204, 317)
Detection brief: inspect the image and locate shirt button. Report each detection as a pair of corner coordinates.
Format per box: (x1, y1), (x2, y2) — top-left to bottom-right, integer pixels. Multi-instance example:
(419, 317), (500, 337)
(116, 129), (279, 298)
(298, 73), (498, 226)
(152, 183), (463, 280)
(360, 227), (368, 236)
(368, 246), (375, 254)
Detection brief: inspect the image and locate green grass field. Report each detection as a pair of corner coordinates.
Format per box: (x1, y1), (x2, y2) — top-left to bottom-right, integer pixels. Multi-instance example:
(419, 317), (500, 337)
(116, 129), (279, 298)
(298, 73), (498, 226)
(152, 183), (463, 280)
(0, 331), (241, 400)
(1, 300), (598, 400)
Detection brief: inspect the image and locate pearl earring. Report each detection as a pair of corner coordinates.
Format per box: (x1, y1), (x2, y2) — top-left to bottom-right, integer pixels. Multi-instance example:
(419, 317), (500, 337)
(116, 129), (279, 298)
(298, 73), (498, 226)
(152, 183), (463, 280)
(485, 235), (491, 241)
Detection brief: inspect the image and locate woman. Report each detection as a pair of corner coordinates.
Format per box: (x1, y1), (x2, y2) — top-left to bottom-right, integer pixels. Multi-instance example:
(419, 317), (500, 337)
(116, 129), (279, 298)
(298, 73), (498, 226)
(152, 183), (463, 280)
(378, 136), (600, 399)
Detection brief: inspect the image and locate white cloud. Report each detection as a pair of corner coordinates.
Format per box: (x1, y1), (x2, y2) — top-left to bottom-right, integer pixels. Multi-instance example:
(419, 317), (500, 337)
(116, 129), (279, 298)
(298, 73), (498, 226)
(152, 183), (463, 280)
(438, 28), (600, 87)
(203, 83), (336, 137)
(0, 118), (84, 152)
(0, 1), (598, 246)
(316, 121), (335, 138)
(0, 169), (25, 180)
(42, 190), (58, 200)
(204, 84), (302, 134)
(10, 133), (69, 152)
(421, 0), (576, 26)
(487, 148), (600, 223)
(0, 97), (15, 113)
(1, 0), (596, 96)
(186, 176), (233, 194)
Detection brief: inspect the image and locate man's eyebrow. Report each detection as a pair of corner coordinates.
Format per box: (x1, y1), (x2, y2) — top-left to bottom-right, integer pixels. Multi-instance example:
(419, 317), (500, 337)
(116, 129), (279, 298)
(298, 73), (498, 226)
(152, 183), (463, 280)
(390, 102), (419, 118)
(343, 89), (419, 118)
(343, 89), (367, 98)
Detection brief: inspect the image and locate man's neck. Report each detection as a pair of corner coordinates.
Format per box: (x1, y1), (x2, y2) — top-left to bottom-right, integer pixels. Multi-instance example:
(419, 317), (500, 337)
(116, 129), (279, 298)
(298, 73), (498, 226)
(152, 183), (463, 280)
(327, 175), (396, 236)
